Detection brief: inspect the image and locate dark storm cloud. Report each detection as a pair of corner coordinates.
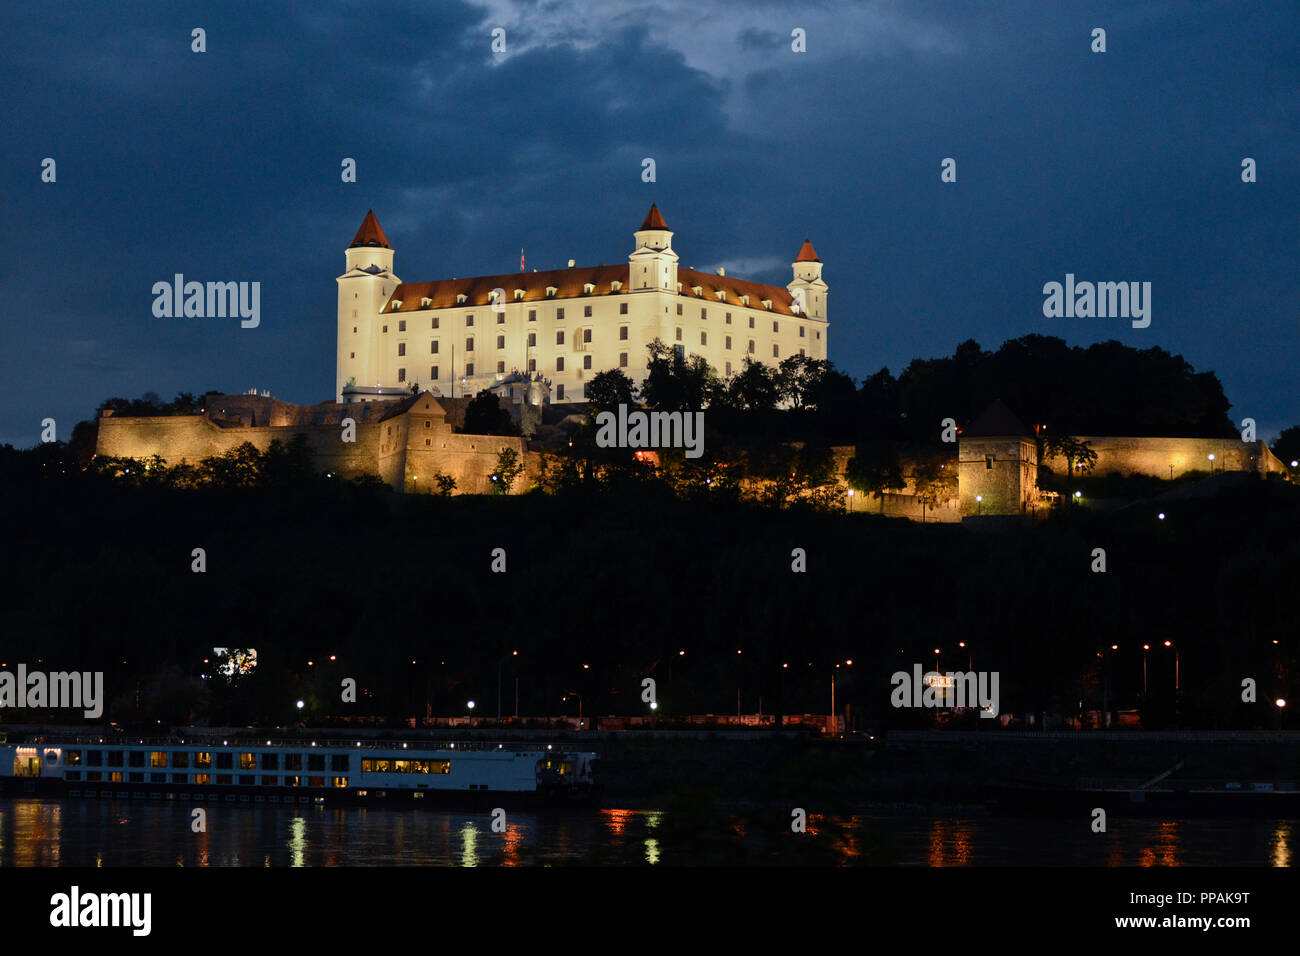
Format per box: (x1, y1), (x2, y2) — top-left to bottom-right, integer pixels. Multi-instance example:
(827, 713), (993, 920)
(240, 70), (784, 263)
(0, 0), (1296, 446)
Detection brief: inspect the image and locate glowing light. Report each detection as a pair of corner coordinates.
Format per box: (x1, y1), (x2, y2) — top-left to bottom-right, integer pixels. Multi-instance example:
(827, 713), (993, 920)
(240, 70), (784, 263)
(467, 700), (476, 709)
(296, 700), (304, 709)
(1277, 699), (1288, 708)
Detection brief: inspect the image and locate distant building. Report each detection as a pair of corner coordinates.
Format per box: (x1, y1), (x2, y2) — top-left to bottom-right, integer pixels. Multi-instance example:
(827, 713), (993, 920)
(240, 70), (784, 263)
(336, 206), (829, 404)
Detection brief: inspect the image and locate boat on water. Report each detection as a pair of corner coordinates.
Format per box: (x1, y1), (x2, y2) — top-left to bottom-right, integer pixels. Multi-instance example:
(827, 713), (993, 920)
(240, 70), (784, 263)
(0, 732), (598, 808)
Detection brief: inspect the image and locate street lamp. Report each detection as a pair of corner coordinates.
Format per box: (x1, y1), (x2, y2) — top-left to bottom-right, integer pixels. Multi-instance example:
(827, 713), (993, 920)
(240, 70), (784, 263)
(830, 660), (853, 737)
(1141, 644), (1150, 695)
(1208, 453), (1215, 473)
(1163, 640), (1179, 692)
(975, 494), (982, 515)
(563, 692), (583, 728)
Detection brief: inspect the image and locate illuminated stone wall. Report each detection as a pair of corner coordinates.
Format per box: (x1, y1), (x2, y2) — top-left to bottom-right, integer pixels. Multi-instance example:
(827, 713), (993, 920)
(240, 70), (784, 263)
(958, 436), (1039, 517)
(95, 393), (527, 494)
(1041, 436), (1286, 478)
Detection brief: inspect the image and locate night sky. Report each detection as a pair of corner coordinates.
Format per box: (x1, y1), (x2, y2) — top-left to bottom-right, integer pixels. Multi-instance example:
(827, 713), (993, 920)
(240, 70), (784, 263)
(2, 0), (1296, 448)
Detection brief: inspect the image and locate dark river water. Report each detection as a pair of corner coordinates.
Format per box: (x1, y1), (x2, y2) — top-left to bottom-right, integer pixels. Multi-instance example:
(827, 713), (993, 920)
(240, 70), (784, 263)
(0, 798), (1293, 866)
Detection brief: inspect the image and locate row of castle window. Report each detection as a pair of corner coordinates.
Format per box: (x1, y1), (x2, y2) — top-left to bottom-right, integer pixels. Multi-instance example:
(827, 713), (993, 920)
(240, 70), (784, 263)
(398, 347), (791, 386)
(395, 329), (805, 358)
(62, 750), (349, 771)
(377, 308), (818, 338)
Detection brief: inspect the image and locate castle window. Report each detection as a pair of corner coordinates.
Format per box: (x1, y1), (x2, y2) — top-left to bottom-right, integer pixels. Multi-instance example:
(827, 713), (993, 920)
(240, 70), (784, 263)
(583, 328), (592, 343)
(556, 331), (565, 345)
(748, 340), (755, 354)
(399, 320), (406, 332)
(701, 308), (707, 320)
(424, 420), (431, 429)
(466, 315), (474, 326)
(383, 325), (388, 333)
(352, 326), (357, 333)
(497, 335), (505, 349)
(497, 313), (505, 324)
(431, 366), (439, 379)
(432, 317), (439, 329)
(619, 326), (628, 340)
(465, 363), (474, 376)
(816, 331), (821, 340)
(398, 343), (406, 356)
(583, 355), (592, 369)
(676, 304), (683, 316)
(619, 352), (628, 367)
(350, 352), (355, 359)
(556, 357), (565, 371)
(584, 305), (592, 317)
(457, 294), (467, 304)
(545, 287), (557, 298)
(557, 385), (565, 400)
(497, 361), (506, 373)
(773, 321), (779, 333)
(748, 317), (755, 329)
(528, 359), (536, 372)
(986, 455), (994, 470)
(528, 309), (536, 321)
(583, 283), (595, 294)
(725, 335), (732, 350)
(772, 344), (779, 358)
(800, 326), (806, 338)
(557, 307), (565, 319)
(725, 362), (732, 375)
(701, 332), (707, 346)
(528, 332), (536, 347)
(466, 337), (474, 351)
(725, 313), (732, 324)
(799, 348), (805, 357)
(619, 303), (628, 315)
(398, 368), (406, 382)
(425, 438), (431, 446)
(431, 341), (439, 354)
(675, 328), (682, 342)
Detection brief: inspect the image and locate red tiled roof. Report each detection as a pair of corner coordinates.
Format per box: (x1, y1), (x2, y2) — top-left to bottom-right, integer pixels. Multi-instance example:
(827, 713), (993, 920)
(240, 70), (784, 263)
(639, 203), (669, 230)
(350, 210), (392, 249)
(384, 264), (806, 318)
(795, 239), (819, 262)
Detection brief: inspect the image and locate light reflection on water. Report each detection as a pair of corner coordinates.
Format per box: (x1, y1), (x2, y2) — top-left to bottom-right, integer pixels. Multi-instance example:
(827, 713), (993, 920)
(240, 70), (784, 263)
(0, 799), (1292, 866)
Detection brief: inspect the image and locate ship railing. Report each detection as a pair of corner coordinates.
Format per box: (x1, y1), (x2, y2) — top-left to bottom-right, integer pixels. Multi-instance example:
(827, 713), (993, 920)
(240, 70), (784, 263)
(23, 735), (586, 754)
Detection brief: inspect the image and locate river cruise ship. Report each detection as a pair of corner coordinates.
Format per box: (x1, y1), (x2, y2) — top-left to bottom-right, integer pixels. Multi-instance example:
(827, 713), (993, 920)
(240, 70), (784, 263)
(0, 733), (597, 807)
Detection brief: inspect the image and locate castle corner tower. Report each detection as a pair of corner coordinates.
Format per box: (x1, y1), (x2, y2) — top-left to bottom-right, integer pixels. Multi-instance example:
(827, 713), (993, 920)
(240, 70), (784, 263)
(337, 210), (400, 401)
(787, 239), (828, 321)
(628, 203), (679, 293)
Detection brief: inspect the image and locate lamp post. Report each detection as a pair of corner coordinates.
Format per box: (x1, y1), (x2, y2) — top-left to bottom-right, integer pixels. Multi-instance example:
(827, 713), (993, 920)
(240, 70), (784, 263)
(1208, 453), (1215, 474)
(497, 650), (519, 724)
(1141, 644), (1150, 696)
(1163, 639), (1179, 694)
(563, 692), (583, 728)
(975, 495), (982, 516)
(828, 660), (854, 736)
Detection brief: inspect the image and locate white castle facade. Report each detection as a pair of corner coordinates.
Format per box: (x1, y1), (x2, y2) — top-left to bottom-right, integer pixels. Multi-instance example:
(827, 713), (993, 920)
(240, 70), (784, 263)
(336, 205), (828, 403)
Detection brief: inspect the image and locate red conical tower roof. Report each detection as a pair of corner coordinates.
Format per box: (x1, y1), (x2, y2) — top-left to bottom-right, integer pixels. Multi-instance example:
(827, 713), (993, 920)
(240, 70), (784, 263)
(350, 210), (392, 249)
(795, 239), (820, 262)
(639, 203), (669, 231)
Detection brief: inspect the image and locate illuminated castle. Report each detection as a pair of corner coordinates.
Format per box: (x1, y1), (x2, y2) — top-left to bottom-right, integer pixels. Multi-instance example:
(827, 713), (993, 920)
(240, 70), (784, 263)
(336, 206), (829, 403)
